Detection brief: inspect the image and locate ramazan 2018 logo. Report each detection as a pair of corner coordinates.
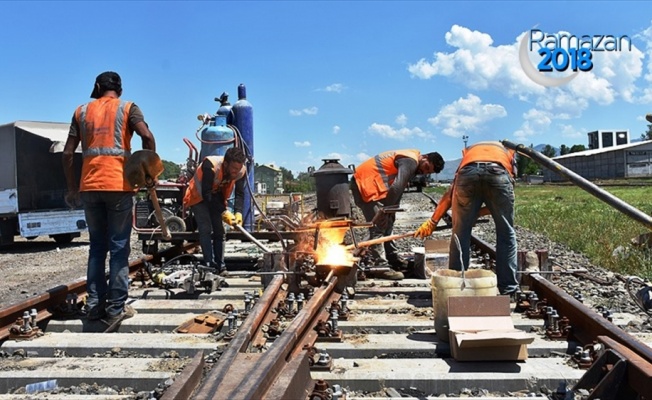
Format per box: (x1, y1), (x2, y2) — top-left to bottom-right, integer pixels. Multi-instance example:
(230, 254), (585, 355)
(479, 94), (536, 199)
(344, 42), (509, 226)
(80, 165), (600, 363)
(519, 28), (632, 87)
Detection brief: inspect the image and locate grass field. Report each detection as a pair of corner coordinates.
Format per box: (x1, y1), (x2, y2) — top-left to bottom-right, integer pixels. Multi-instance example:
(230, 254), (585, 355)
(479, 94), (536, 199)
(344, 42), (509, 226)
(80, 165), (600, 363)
(428, 183), (652, 280)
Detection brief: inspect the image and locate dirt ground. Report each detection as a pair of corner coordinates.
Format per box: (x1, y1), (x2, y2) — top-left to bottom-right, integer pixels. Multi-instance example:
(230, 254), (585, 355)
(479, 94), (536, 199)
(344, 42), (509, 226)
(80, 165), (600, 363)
(0, 232), (148, 308)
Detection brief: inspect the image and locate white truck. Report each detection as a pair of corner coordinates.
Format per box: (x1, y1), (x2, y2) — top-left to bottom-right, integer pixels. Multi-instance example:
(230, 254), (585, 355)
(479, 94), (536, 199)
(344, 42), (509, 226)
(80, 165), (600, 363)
(0, 121), (86, 245)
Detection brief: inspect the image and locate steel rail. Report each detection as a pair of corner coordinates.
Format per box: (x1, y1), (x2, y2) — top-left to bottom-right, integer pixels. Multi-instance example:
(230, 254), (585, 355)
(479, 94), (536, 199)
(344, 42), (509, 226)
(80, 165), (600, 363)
(527, 272), (652, 364)
(0, 242), (197, 342)
(193, 273), (339, 400)
(471, 233), (652, 364)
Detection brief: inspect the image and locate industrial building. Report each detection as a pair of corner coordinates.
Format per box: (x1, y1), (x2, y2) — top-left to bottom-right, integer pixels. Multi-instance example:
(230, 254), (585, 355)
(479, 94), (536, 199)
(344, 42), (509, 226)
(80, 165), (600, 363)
(542, 129), (652, 181)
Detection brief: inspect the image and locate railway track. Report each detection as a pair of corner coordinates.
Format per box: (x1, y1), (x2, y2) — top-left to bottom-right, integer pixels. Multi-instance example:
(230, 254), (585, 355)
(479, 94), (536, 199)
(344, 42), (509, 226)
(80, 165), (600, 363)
(1, 192), (651, 400)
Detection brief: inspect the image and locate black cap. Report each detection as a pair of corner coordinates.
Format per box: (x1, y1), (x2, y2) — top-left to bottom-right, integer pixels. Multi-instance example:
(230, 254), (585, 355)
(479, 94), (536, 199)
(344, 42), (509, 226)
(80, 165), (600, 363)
(90, 71), (122, 99)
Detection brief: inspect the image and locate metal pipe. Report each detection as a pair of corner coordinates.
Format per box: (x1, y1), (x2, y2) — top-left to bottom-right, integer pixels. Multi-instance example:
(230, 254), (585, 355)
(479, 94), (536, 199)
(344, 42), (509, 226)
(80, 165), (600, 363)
(232, 224), (272, 252)
(501, 139), (652, 230)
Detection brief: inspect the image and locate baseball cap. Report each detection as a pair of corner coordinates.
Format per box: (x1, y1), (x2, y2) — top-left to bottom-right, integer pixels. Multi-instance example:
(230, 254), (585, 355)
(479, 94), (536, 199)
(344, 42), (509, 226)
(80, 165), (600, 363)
(90, 71), (122, 98)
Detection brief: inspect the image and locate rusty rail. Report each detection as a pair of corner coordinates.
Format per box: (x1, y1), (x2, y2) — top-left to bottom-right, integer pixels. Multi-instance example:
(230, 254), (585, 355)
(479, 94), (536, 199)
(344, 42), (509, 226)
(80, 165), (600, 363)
(193, 273), (340, 399)
(0, 242), (197, 342)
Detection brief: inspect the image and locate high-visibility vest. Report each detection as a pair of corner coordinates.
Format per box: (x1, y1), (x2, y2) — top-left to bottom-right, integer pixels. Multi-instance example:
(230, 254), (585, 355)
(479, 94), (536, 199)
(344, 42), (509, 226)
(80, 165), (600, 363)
(459, 141), (516, 177)
(183, 155), (246, 207)
(76, 97), (133, 191)
(353, 149), (420, 202)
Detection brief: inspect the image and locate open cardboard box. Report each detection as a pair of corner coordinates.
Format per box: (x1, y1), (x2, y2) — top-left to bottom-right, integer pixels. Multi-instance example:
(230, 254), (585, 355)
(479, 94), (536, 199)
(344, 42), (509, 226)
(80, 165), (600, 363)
(412, 239), (450, 279)
(448, 295), (534, 361)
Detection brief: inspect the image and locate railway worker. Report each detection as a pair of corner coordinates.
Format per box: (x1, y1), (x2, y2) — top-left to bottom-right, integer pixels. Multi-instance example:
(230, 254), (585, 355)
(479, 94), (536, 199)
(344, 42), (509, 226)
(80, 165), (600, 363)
(351, 149), (445, 280)
(414, 141), (519, 296)
(183, 147), (247, 274)
(62, 71), (157, 327)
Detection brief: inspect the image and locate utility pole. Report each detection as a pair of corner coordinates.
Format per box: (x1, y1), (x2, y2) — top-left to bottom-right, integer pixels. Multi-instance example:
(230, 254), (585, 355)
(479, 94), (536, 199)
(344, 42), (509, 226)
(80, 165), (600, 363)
(462, 135), (469, 148)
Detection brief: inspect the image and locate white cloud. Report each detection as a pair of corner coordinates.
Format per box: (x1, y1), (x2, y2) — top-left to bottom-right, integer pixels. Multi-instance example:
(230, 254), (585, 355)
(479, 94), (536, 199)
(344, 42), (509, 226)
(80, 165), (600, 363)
(428, 94), (507, 138)
(289, 106), (319, 116)
(558, 123), (585, 139)
(294, 141), (311, 147)
(513, 108), (553, 141)
(332, 125), (341, 134)
(320, 83), (346, 93)
(395, 114), (408, 126)
(367, 123), (431, 141)
(356, 152), (370, 162)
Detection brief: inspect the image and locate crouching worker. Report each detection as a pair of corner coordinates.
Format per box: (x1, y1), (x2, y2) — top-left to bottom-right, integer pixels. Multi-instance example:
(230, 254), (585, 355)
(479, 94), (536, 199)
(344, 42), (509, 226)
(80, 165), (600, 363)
(183, 147), (247, 273)
(414, 141), (518, 296)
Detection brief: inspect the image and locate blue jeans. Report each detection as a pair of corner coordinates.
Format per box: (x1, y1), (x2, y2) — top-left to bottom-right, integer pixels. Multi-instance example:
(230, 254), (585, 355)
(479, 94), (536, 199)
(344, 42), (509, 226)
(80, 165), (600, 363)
(81, 191), (134, 318)
(191, 199), (226, 269)
(450, 164), (518, 295)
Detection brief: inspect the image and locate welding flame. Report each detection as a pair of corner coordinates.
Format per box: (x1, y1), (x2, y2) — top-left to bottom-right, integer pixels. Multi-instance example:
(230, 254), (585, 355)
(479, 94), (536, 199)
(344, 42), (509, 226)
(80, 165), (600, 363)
(315, 229), (355, 266)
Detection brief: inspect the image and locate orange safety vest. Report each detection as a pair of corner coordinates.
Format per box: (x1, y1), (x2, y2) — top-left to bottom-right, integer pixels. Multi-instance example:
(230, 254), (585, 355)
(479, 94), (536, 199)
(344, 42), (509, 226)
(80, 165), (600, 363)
(459, 141), (516, 177)
(353, 149), (420, 202)
(76, 97), (133, 191)
(183, 155), (246, 207)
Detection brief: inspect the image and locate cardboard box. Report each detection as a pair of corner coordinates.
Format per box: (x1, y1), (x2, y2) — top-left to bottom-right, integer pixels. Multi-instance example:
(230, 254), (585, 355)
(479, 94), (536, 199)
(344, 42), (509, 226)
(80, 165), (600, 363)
(448, 295), (534, 361)
(412, 239), (450, 279)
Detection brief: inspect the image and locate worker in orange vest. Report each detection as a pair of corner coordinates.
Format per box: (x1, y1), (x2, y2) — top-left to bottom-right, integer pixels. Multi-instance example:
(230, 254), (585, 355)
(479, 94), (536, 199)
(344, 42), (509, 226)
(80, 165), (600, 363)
(351, 149), (445, 280)
(62, 71), (156, 328)
(415, 141), (519, 296)
(183, 147), (247, 273)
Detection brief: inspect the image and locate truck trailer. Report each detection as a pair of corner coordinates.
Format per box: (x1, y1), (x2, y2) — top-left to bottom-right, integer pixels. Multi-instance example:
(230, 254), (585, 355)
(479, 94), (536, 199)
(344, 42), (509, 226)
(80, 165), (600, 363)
(0, 121), (86, 245)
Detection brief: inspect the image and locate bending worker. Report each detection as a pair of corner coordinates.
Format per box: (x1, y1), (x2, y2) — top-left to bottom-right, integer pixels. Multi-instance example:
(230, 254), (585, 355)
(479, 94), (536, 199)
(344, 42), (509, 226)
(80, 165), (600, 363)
(183, 147), (247, 273)
(351, 149), (445, 280)
(414, 141), (518, 296)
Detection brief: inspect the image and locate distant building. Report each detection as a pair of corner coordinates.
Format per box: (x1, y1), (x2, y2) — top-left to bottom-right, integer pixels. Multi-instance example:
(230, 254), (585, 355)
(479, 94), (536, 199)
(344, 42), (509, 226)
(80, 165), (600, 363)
(542, 139), (652, 182)
(255, 164), (284, 194)
(587, 129), (630, 150)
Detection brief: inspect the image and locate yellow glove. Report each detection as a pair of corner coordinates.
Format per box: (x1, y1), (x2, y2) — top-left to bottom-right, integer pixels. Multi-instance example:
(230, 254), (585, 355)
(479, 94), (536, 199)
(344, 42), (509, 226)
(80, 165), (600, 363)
(414, 219), (437, 239)
(234, 212), (243, 226)
(222, 210), (236, 225)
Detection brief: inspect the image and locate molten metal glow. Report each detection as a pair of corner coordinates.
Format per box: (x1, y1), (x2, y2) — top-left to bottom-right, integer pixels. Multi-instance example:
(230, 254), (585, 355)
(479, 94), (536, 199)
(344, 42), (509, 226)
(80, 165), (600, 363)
(316, 229), (355, 266)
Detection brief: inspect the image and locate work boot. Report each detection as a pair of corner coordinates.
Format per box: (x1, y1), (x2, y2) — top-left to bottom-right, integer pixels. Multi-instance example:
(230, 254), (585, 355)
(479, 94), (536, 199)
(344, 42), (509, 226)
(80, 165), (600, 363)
(101, 304), (137, 330)
(374, 269), (404, 281)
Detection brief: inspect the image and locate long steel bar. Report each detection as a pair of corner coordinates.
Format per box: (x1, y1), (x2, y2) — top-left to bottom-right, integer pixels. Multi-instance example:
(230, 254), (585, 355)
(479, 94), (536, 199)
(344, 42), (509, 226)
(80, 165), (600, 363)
(233, 224), (272, 252)
(501, 139), (652, 230)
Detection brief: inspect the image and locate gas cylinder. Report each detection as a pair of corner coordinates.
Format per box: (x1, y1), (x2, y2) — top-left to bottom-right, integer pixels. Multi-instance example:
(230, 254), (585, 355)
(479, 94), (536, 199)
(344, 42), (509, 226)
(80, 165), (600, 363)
(199, 114), (235, 160)
(232, 84), (254, 230)
(311, 159), (353, 219)
(216, 92), (233, 120)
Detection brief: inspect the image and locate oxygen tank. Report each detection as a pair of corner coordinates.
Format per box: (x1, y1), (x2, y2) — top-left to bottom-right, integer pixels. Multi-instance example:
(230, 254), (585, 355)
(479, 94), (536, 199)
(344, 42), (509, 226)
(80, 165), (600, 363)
(198, 114), (235, 160)
(231, 84), (254, 231)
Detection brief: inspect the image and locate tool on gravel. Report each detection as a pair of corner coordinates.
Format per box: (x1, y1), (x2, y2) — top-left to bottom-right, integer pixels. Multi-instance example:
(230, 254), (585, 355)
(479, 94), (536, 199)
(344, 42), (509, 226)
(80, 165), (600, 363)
(124, 150), (171, 240)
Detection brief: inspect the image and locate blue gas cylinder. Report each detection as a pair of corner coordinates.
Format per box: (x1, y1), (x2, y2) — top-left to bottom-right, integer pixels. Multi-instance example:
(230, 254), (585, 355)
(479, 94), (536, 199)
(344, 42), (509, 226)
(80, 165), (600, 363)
(231, 84), (254, 230)
(199, 114), (235, 160)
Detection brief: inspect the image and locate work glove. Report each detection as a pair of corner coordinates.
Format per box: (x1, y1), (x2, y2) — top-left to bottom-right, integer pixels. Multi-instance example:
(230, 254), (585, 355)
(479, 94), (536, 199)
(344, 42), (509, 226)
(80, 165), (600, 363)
(234, 212), (243, 226)
(414, 219), (437, 239)
(222, 210), (236, 226)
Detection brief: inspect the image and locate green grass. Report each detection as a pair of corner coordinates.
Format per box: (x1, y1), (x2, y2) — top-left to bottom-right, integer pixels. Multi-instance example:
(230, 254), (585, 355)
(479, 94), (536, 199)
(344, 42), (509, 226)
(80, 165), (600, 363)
(427, 184), (652, 279)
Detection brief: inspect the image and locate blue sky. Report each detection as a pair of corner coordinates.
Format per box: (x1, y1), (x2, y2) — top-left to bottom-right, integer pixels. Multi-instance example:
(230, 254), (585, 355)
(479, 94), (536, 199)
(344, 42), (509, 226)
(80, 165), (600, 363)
(3, 1), (652, 177)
